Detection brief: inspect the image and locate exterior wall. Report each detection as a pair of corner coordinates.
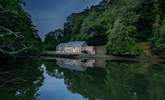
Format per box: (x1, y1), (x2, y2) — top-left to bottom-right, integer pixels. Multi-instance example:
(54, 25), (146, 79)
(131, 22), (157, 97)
(56, 41), (88, 54)
(56, 47), (82, 54)
(56, 46), (106, 55)
(56, 46), (97, 55)
(56, 42), (107, 55)
(64, 47), (81, 54)
(83, 46), (96, 55)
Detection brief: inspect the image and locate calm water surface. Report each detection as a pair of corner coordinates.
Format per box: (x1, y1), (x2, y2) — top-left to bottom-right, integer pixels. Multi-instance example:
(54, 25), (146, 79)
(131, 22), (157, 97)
(1, 58), (165, 100)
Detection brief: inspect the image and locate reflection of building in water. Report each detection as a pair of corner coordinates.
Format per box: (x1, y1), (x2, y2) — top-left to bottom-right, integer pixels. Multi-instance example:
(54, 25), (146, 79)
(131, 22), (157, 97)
(56, 58), (105, 71)
(56, 59), (87, 71)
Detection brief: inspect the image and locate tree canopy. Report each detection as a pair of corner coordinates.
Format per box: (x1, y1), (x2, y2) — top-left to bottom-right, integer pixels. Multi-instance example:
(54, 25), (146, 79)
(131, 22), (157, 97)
(0, 0), (42, 57)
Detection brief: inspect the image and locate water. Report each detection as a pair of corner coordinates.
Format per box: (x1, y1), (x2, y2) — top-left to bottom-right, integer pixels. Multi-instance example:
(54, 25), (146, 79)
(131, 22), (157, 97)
(0, 58), (165, 100)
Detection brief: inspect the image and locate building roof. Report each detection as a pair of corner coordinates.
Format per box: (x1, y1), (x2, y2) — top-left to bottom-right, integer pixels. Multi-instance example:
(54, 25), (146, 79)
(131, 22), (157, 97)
(57, 41), (87, 48)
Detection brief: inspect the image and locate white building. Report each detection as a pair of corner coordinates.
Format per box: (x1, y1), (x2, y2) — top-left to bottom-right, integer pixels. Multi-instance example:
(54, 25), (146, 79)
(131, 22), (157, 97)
(56, 41), (95, 55)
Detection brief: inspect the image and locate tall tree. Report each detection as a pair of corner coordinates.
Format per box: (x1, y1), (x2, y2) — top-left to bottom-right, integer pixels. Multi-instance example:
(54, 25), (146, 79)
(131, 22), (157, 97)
(0, 0), (42, 57)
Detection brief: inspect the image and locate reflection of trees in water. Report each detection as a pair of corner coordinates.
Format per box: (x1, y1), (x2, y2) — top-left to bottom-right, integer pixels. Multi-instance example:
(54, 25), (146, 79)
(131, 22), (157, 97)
(148, 64), (165, 100)
(105, 62), (149, 100)
(62, 68), (106, 100)
(0, 59), (43, 100)
(41, 59), (106, 99)
(43, 60), (64, 79)
(59, 61), (165, 100)
(24, 59), (165, 100)
(106, 62), (165, 100)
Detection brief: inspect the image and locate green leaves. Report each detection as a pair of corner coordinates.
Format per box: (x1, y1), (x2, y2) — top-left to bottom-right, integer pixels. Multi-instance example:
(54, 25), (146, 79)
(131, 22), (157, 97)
(0, 0), (42, 56)
(107, 20), (141, 55)
(45, 0), (165, 56)
(153, 18), (165, 57)
(44, 29), (64, 50)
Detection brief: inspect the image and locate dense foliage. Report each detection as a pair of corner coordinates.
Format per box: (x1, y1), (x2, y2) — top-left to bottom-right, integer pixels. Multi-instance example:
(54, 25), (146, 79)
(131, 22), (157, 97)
(152, 17), (165, 57)
(0, 0), (42, 57)
(43, 29), (64, 50)
(45, 0), (165, 57)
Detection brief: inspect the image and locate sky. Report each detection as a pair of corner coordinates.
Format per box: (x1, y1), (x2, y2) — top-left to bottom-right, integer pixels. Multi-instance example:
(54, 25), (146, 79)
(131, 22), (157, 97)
(24, 0), (102, 38)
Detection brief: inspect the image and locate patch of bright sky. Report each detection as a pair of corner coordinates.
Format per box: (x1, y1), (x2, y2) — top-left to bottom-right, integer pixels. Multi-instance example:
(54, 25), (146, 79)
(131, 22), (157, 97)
(24, 0), (102, 38)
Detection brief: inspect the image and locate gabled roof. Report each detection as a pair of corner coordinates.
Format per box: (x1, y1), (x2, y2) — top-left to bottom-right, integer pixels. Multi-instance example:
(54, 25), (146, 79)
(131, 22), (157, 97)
(57, 41), (87, 47)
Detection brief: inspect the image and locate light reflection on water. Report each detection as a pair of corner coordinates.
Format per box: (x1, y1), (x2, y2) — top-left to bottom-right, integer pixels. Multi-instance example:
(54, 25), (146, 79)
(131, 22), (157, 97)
(56, 58), (106, 71)
(1, 58), (165, 100)
(35, 64), (84, 100)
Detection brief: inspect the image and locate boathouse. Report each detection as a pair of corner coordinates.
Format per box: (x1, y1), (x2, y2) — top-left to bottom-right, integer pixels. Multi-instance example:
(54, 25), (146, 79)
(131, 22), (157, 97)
(56, 41), (95, 55)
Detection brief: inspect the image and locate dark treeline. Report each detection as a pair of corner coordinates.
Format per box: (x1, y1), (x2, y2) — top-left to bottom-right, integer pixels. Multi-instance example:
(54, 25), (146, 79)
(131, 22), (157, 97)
(44, 0), (165, 57)
(0, 0), (42, 58)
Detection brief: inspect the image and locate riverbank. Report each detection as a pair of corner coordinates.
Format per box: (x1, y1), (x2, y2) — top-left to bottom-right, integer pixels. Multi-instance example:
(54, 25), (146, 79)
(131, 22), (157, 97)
(41, 50), (165, 64)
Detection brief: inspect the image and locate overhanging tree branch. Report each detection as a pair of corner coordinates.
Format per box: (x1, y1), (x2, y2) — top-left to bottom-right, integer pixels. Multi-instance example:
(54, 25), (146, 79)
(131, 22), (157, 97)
(0, 26), (32, 55)
(0, 5), (18, 14)
(0, 25), (23, 37)
(0, 45), (32, 55)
